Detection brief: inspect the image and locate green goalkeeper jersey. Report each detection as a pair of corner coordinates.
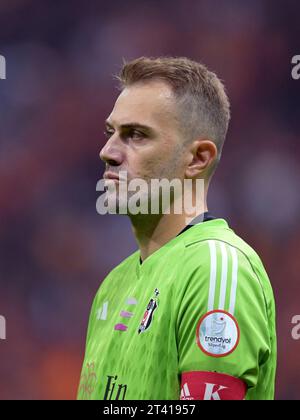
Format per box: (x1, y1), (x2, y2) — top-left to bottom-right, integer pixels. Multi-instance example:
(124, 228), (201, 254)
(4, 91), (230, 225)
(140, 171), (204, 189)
(77, 217), (277, 400)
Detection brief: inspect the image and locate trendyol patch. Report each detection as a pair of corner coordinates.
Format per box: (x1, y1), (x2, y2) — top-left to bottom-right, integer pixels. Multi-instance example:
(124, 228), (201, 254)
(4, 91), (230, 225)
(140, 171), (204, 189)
(196, 310), (240, 357)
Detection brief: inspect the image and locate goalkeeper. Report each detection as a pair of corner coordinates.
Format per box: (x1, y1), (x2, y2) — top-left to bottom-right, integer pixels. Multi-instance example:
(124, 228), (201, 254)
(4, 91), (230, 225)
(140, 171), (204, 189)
(78, 57), (276, 400)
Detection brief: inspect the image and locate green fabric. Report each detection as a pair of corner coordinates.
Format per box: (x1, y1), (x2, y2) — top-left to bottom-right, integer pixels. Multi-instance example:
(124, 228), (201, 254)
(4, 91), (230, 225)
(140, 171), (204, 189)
(77, 218), (276, 400)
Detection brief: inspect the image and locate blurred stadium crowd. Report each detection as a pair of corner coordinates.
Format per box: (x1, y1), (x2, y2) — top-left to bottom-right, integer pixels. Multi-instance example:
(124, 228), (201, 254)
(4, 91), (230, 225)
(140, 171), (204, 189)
(0, 0), (300, 399)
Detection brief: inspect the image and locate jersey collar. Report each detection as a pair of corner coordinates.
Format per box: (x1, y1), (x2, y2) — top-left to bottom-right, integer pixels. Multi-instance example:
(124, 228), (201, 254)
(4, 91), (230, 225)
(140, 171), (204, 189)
(139, 212), (216, 265)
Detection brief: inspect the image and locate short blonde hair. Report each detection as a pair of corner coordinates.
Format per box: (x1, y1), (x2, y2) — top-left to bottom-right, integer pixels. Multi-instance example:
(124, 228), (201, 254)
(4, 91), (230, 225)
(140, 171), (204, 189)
(116, 56), (230, 169)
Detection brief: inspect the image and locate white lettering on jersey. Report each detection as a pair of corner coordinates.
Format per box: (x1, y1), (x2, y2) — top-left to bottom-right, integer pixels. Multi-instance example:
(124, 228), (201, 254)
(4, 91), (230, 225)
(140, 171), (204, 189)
(180, 371), (247, 400)
(204, 383), (228, 400)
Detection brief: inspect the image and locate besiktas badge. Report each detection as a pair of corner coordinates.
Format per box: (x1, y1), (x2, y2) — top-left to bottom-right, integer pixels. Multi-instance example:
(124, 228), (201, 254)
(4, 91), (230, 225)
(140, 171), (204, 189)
(138, 288), (159, 334)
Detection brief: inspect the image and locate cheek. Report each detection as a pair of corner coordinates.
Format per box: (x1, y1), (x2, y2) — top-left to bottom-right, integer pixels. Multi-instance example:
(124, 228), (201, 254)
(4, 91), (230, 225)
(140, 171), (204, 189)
(130, 139), (184, 179)
(134, 159), (159, 179)
(131, 150), (165, 178)
(147, 153), (172, 174)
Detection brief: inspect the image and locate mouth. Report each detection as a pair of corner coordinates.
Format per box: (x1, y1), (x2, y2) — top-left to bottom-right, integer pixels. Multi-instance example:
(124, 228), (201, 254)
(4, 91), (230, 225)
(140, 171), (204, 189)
(103, 172), (120, 181)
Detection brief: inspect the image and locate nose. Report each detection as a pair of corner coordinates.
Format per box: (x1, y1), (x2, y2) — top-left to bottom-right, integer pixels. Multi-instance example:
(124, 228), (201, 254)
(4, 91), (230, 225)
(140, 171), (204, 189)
(99, 135), (123, 166)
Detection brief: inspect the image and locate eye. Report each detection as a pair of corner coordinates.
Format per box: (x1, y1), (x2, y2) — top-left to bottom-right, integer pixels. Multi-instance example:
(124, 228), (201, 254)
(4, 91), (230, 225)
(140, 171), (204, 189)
(129, 130), (144, 140)
(104, 129), (114, 138)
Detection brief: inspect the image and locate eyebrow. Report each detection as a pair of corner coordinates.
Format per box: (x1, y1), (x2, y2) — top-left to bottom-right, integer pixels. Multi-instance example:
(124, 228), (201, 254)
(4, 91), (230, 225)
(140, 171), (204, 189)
(105, 120), (155, 134)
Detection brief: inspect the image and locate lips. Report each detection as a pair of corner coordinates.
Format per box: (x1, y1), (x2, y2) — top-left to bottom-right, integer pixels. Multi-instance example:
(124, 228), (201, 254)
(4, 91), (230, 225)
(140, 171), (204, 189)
(103, 172), (119, 181)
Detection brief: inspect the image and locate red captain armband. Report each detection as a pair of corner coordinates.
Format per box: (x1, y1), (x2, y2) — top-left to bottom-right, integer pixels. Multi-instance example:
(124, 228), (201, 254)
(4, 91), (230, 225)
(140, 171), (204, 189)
(180, 371), (247, 400)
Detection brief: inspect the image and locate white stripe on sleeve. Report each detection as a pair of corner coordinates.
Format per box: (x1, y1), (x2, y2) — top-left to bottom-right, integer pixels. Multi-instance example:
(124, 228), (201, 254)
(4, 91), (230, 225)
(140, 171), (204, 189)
(207, 240), (217, 312)
(218, 242), (228, 310)
(229, 246), (238, 315)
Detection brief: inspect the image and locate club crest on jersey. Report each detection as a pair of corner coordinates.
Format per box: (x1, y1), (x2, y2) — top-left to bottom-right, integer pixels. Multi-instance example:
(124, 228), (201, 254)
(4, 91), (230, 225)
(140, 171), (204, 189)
(138, 288), (159, 334)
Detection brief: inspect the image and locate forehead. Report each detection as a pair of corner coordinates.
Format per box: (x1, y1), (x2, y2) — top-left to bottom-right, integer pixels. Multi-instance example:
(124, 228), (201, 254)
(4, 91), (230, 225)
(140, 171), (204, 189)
(107, 81), (178, 131)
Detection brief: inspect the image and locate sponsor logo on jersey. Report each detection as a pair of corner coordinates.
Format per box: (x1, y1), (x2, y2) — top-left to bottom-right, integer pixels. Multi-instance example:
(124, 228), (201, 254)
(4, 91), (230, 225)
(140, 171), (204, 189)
(180, 382), (194, 400)
(103, 374), (128, 400)
(138, 288), (159, 334)
(196, 310), (240, 357)
(96, 301), (109, 320)
(180, 371), (247, 400)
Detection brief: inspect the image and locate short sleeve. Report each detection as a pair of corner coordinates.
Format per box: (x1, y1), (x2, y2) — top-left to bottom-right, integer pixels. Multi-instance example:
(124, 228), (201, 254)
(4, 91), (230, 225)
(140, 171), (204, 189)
(176, 240), (271, 398)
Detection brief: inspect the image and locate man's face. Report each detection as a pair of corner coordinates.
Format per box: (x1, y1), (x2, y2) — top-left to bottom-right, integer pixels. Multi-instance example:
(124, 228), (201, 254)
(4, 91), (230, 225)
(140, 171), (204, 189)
(100, 80), (188, 214)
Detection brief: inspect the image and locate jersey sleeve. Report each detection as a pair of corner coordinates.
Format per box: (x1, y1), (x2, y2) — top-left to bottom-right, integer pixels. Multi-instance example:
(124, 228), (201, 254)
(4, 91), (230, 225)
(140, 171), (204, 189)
(176, 239), (271, 400)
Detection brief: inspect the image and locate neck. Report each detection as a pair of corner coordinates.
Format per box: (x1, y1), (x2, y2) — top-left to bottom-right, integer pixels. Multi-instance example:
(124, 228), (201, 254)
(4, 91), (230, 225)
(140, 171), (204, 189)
(130, 200), (208, 263)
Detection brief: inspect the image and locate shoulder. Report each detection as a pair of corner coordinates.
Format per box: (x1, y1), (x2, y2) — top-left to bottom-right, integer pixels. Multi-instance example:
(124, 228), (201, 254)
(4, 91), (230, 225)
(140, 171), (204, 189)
(180, 219), (269, 280)
(175, 221), (275, 347)
(108, 249), (140, 275)
(172, 219), (274, 309)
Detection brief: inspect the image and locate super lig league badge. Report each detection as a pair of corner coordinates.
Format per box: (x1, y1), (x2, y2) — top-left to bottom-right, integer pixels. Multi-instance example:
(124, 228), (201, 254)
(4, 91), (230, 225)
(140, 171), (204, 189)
(196, 310), (240, 357)
(138, 288), (159, 334)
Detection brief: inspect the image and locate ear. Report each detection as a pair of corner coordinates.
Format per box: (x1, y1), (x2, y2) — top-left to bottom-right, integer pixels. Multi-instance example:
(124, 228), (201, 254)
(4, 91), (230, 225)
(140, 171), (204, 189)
(185, 140), (218, 178)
